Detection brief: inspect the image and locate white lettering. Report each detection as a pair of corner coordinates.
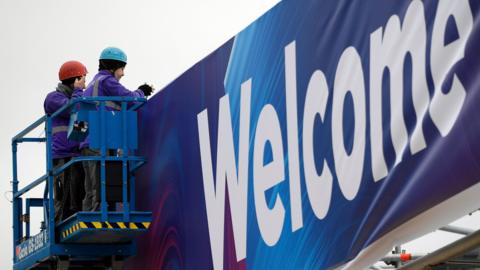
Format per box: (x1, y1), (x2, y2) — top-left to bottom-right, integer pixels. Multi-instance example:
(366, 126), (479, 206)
(285, 41), (303, 231)
(253, 104), (286, 246)
(332, 47), (366, 200)
(197, 80), (252, 270)
(302, 70), (333, 219)
(198, 0), (474, 266)
(430, 0), (472, 136)
(369, 0), (430, 181)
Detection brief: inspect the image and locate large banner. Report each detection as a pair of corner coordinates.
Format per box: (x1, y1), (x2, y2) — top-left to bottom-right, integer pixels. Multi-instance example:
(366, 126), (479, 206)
(126, 0), (480, 269)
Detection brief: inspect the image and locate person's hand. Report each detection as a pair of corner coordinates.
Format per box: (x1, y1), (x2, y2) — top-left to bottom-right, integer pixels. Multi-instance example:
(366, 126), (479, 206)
(138, 83), (154, 97)
(74, 75), (87, 89)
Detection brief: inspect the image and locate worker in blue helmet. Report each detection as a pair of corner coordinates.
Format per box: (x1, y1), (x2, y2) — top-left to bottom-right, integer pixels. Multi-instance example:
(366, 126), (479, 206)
(80, 46), (154, 211)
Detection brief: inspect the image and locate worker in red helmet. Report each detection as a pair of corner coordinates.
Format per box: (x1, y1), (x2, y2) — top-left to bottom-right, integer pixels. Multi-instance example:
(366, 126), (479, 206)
(43, 60), (88, 222)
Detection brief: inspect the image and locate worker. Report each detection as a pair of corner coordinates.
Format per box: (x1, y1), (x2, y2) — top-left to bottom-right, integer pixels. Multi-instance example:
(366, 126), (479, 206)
(81, 46), (154, 211)
(44, 60), (87, 222)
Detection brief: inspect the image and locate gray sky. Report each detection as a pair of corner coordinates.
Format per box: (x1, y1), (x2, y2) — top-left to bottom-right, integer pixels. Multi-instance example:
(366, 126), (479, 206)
(0, 0), (478, 268)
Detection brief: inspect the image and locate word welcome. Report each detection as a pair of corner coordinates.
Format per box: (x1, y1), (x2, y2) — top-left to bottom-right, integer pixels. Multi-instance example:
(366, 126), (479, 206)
(197, 1), (473, 269)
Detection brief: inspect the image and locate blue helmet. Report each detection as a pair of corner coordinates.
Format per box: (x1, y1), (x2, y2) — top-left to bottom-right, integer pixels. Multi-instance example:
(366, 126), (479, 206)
(99, 47), (127, 63)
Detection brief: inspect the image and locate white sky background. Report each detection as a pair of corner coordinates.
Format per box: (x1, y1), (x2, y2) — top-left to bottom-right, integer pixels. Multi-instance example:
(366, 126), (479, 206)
(0, 0), (478, 268)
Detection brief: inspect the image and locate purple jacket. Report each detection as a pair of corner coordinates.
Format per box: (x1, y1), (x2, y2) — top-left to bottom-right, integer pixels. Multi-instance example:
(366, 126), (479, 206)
(80, 70), (145, 149)
(44, 83), (83, 159)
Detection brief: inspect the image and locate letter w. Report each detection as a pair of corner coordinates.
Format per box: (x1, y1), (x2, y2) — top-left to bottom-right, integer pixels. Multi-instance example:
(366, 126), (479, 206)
(197, 79), (251, 270)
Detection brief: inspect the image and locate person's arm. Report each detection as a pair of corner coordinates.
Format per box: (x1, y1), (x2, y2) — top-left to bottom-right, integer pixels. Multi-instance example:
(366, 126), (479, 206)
(102, 77), (145, 98)
(44, 92), (71, 118)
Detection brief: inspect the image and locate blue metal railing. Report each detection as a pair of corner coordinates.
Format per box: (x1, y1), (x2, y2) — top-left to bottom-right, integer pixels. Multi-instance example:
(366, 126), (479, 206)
(11, 96), (147, 264)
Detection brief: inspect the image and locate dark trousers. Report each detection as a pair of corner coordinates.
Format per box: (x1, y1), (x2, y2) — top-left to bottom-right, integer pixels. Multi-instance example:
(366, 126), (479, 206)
(81, 148), (121, 211)
(81, 148), (101, 211)
(53, 157), (85, 222)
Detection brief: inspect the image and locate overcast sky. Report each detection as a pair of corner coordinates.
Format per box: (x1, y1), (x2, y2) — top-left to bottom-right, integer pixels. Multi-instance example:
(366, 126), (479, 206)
(0, 0), (478, 268)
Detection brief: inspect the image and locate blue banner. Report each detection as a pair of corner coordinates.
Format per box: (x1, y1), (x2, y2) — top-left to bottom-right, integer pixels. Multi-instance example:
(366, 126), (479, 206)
(126, 0), (480, 269)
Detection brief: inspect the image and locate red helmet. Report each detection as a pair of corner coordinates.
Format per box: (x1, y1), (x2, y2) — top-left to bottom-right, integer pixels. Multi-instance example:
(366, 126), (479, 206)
(58, 60), (88, 80)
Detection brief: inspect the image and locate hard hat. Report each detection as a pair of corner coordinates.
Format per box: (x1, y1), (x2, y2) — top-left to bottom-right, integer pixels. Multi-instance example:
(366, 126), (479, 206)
(58, 60), (88, 81)
(99, 47), (127, 63)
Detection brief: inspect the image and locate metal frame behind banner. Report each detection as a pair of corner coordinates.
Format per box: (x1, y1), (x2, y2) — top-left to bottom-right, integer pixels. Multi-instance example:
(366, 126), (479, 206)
(370, 218), (480, 269)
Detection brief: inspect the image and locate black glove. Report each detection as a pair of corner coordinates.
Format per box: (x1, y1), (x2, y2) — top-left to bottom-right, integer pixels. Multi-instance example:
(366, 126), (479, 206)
(138, 83), (154, 97)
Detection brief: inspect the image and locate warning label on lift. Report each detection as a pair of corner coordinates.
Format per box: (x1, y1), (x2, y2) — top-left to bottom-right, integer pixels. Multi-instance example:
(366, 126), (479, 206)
(15, 230), (48, 261)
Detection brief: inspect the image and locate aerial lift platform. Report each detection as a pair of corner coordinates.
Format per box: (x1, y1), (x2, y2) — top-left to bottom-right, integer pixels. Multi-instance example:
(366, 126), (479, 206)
(11, 96), (152, 269)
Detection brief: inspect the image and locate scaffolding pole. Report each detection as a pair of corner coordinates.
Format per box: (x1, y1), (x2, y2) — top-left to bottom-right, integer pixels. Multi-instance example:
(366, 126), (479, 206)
(399, 229), (480, 270)
(439, 225), (474, 236)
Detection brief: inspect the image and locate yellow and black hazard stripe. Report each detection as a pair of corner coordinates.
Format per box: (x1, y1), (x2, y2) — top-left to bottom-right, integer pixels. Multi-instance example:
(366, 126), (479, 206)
(62, 221), (151, 239)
